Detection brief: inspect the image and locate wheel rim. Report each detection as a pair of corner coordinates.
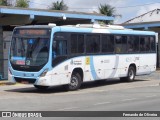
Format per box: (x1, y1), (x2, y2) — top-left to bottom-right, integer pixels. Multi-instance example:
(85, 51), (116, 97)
(129, 69), (134, 80)
(70, 76), (78, 89)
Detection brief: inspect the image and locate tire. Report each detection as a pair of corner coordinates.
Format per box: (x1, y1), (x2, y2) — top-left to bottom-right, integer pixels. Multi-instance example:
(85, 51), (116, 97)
(120, 66), (136, 82)
(65, 72), (82, 91)
(34, 85), (49, 90)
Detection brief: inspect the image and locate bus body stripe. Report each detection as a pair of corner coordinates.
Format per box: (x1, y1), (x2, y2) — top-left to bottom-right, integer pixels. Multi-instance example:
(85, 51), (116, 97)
(90, 56), (100, 80)
(108, 55), (119, 78)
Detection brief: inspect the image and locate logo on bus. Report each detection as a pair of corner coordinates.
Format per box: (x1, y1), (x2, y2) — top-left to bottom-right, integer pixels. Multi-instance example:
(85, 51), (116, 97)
(86, 57), (90, 65)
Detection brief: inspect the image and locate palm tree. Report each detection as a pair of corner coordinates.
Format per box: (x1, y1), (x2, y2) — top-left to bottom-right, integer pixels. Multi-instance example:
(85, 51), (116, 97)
(15, 0), (29, 8)
(99, 4), (116, 17)
(50, 0), (68, 10)
(99, 4), (121, 24)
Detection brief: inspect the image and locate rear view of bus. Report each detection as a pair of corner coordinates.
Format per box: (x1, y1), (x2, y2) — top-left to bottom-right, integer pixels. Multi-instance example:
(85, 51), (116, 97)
(8, 26), (51, 90)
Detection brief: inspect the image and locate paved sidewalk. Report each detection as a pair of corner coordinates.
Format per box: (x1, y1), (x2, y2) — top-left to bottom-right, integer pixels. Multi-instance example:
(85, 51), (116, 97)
(0, 80), (15, 86)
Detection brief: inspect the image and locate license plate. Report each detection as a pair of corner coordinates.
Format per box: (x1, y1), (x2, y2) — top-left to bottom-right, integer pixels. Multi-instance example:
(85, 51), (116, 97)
(16, 60), (25, 65)
(21, 81), (29, 84)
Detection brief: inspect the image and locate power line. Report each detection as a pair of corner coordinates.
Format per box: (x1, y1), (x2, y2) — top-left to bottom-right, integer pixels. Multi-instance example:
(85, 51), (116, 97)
(116, 1), (160, 8)
(69, 2), (160, 9)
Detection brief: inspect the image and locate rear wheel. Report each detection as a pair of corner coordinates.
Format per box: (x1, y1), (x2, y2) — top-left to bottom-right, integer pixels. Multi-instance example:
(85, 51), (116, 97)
(65, 72), (82, 91)
(34, 85), (49, 90)
(120, 66), (136, 82)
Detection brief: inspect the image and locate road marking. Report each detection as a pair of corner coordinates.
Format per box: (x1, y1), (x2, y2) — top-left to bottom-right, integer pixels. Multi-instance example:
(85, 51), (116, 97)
(58, 107), (78, 111)
(94, 102), (111, 106)
(145, 95), (157, 98)
(121, 98), (137, 102)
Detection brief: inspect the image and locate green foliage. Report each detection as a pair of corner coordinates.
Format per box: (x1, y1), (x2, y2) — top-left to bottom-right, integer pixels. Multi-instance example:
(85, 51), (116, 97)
(16, 0), (29, 8)
(0, 0), (9, 6)
(50, 0), (68, 10)
(99, 4), (121, 24)
(99, 4), (115, 17)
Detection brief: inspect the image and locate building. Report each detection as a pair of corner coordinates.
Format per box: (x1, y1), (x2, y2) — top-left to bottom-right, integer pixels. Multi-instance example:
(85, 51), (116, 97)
(122, 8), (160, 68)
(0, 6), (114, 79)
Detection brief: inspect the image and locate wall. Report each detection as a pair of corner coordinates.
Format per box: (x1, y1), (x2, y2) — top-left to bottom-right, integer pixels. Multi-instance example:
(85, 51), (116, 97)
(0, 27), (4, 79)
(3, 31), (12, 79)
(150, 28), (160, 68)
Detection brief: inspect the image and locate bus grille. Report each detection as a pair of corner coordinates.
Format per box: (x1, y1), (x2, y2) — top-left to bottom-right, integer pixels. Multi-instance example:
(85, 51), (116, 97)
(14, 77), (36, 84)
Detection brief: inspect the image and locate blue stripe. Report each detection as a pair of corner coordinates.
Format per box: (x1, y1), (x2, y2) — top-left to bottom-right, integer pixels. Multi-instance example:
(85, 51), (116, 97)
(90, 56), (100, 80)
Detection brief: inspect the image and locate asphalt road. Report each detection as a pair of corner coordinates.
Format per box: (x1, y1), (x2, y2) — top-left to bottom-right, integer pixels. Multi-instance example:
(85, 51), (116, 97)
(0, 71), (160, 119)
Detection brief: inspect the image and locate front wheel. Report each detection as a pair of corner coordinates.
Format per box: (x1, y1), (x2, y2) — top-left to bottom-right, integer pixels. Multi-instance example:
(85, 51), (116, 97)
(65, 72), (82, 91)
(34, 85), (49, 90)
(120, 66), (136, 82)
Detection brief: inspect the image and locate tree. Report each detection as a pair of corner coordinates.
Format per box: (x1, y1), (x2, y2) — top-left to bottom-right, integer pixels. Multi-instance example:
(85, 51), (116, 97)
(0, 0), (11, 6)
(99, 4), (121, 24)
(15, 0), (29, 8)
(50, 0), (68, 10)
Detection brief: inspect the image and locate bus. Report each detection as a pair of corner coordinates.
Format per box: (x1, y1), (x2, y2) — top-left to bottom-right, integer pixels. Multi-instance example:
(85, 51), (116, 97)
(8, 24), (157, 90)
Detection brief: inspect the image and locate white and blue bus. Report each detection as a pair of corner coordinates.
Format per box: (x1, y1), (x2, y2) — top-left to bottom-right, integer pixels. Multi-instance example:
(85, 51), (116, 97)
(8, 24), (157, 90)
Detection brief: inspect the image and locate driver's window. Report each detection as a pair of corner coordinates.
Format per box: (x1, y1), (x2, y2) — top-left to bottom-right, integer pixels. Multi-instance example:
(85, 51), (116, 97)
(52, 40), (67, 57)
(56, 40), (67, 56)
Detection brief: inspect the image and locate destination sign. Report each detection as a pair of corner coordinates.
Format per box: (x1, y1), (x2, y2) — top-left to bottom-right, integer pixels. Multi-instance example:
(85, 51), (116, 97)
(17, 29), (49, 36)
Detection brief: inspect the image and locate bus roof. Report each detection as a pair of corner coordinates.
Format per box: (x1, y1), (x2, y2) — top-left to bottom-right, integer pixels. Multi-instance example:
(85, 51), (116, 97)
(15, 24), (156, 36)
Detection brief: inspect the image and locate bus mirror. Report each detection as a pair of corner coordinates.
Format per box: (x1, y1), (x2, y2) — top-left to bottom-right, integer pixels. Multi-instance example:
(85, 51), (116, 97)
(52, 41), (56, 50)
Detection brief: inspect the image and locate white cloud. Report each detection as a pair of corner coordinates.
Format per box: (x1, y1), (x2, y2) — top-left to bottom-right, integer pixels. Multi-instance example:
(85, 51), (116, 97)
(28, 0), (159, 24)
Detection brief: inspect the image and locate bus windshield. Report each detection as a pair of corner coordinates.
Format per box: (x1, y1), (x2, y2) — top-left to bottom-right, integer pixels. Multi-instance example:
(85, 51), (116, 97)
(10, 37), (50, 67)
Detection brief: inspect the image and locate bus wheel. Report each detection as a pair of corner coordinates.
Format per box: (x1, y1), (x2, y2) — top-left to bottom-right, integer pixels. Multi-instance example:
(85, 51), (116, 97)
(67, 72), (82, 91)
(120, 66), (136, 82)
(34, 85), (49, 90)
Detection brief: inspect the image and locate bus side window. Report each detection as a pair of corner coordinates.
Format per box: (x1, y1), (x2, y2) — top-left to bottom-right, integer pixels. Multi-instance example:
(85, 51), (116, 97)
(115, 36), (122, 53)
(121, 36), (127, 53)
(86, 35), (100, 53)
(140, 37), (145, 52)
(145, 37), (150, 51)
(134, 36), (140, 52)
(150, 37), (156, 52)
(71, 34), (77, 54)
(140, 36), (150, 52)
(102, 35), (114, 53)
(115, 35), (127, 53)
(71, 34), (84, 54)
(78, 35), (84, 53)
(128, 41), (133, 52)
(127, 36), (135, 53)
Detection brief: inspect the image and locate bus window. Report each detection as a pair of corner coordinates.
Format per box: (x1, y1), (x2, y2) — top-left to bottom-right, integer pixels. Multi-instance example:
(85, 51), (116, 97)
(56, 40), (67, 56)
(115, 35), (127, 53)
(140, 36), (150, 52)
(71, 34), (84, 54)
(86, 35), (100, 53)
(128, 36), (139, 53)
(150, 37), (156, 52)
(102, 35), (114, 53)
(78, 35), (84, 53)
(121, 36), (127, 53)
(71, 34), (77, 54)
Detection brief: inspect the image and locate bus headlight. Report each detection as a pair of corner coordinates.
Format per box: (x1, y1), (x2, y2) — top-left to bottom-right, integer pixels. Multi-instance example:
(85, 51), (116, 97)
(39, 68), (49, 77)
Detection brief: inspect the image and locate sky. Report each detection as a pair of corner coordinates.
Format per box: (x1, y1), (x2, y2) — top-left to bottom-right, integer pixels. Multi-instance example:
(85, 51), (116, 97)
(25, 0), (160, 24)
